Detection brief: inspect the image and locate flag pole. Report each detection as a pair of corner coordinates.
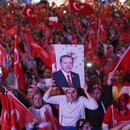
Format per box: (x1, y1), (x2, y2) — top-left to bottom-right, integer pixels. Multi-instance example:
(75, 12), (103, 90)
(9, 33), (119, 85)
(96, 18), (101, 55)
(111, 46), (130, 74)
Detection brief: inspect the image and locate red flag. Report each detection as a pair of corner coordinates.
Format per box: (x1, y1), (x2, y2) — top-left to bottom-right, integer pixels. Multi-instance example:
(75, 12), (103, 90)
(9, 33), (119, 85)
(4, 26), (18, 37)
(69, 0), (93, 15)
(119, 31), (130, 43)
(49, 21), (62, 30)
(28, 34), (52, 69)
(49, 45), (57, 72)
(1, 93), (34, 130)
(98, 19), (107, 42)
(21, 4), (36, 25)
(44, 108), (61, 130)
(112, 46), (130, 74)
(14, 36), (25, 92)
(0, 45), (7, 66)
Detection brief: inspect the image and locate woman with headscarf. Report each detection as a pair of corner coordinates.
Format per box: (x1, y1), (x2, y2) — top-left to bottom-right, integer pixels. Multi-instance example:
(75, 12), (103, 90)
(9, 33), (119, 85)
(43, 85), (98, 130)
(102, 93), (130, 130)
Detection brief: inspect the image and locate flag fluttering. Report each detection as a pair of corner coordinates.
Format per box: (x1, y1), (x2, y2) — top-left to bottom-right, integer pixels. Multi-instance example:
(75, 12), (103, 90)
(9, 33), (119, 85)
(1, 93), (34, 130)
(69, 0), (93, 15)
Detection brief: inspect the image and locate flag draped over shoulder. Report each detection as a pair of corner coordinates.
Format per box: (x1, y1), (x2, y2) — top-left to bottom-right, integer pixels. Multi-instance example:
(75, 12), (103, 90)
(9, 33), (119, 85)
(69, 0), (93, 15)
(0, 93), (34, 130)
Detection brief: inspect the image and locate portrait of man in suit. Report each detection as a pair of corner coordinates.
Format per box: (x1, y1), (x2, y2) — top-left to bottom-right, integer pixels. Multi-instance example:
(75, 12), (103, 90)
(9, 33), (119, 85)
(52, 55), (81, 88)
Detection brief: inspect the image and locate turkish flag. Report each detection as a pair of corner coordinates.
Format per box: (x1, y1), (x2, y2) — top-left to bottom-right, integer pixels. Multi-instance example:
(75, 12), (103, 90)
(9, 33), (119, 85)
(14, 36), (25, 92)
(0, 44), (7, 66)
(21, 4), (36, 25)
(112, 46), (130, 74)
(69, 0), (93, 15)
(1, 93), (34, 130)
(27, 34), (52, 69)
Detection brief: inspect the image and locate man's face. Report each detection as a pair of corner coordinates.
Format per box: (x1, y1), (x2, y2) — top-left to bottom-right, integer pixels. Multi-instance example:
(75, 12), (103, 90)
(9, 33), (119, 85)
(60, 57), (73, 73)
(33, 93), (43, 108)
(66, 88), (78, 102)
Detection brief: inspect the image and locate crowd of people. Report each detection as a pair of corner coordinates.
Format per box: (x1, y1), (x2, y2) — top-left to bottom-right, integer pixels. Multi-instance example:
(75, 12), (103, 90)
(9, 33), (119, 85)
(0, 0), (130, 130)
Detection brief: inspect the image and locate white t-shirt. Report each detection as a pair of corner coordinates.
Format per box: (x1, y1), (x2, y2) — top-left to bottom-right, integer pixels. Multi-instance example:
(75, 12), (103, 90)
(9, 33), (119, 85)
(43, 94), (98, 126)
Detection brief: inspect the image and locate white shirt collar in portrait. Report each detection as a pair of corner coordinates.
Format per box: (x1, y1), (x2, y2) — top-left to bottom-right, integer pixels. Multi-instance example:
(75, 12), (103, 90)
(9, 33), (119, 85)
(61, 69), (72, 82)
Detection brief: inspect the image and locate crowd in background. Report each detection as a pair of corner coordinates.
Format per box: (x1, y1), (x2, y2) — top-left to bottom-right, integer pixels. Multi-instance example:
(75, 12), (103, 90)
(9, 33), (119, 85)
(0, 0), (130, 130)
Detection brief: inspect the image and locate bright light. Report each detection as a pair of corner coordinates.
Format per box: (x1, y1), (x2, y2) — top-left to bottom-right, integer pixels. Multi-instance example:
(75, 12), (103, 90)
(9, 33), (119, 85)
(48, 0), (67, 7)
(87, 63), (92, 67)
(119, 0), (126, 3)
(63, 10), (67, 14)
(0, 66), (2, 76)
(80, 0), (85, 2)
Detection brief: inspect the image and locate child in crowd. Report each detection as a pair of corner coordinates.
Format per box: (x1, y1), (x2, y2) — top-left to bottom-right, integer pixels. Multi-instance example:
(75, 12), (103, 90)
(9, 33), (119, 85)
(76, 119), (92, 130)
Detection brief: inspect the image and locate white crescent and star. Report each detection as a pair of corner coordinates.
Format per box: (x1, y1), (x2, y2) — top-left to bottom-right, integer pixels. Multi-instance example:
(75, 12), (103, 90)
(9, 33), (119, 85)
(101, 24), (105, 31)
(4, 110), (9, 124)
(73, 3), (84, 10)
(11, 109), (20, 122)
(14, 48), (19, 65)
(27, 8), (31, 17)
(4, 109), (20, 124)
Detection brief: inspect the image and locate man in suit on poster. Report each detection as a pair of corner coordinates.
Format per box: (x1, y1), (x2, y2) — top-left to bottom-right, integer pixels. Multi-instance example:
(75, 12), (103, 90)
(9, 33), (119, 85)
(52, 55), (81, 88)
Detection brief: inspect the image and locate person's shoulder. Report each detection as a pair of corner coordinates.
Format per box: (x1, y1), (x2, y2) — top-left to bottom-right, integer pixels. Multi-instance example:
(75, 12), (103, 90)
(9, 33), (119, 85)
(78, 96), (87, 100)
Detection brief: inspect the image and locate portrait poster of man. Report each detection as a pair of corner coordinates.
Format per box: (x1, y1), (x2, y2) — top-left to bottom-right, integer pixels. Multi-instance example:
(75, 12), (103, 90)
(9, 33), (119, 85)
(51, 44), (84, 88)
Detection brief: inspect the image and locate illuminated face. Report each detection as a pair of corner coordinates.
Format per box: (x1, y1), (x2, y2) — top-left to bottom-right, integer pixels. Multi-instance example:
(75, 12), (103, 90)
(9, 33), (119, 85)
(60, 57), (73, 74)
(27, 88), (35, 99)
(91, 85), (102, 101)
(33, 93), (43, 108)
(66, 88), (78, 102)
(114, 70), (125, 84)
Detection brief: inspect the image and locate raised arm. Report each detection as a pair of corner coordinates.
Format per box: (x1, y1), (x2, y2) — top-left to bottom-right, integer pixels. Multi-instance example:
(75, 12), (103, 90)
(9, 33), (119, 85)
(43, 82), (63, 105)
(82, 83), (98, 110)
